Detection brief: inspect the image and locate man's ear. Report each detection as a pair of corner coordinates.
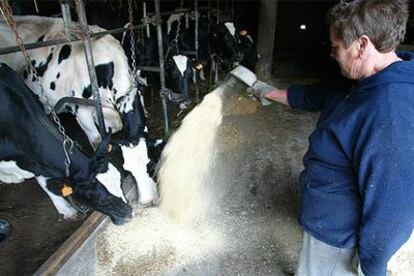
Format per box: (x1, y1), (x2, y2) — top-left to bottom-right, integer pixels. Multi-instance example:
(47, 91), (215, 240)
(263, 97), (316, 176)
(358, 35), (370, 57)
(46, 178), (74, 197)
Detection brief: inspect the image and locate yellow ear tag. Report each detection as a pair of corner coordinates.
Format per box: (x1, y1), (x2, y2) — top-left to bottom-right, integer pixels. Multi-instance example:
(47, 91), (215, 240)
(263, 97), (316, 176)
(195, 64), (203, 70)
(62, 184), (73, 197)
(239, 30), (247, 36)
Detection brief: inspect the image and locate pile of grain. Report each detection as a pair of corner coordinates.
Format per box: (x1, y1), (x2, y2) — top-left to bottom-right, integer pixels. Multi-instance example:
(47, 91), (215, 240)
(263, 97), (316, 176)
(157, 85), (225, 223)
(96, 206), (225, 275)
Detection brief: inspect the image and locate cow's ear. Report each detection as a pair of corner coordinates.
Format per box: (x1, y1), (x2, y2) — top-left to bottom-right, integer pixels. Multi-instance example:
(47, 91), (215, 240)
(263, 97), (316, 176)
(46, 178), (74, 197)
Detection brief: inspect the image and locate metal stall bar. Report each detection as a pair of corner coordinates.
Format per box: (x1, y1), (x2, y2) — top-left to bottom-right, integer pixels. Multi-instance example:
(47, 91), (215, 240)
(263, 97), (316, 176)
(0, 25), (146, 56)
(60, 0), (72, 29)
(194, 0), (200, 102)
(155, 0), (169, 135)
(74, 0), (106, 137)
(147, 8), (190, 18)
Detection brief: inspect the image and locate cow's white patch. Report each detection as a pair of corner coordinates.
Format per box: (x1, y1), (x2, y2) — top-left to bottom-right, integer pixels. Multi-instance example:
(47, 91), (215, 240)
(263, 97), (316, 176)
(0, 160), (35, 183)
(200, 68), (205, 81)
(173, 55), (188, 77)
(167, 13), (185, 34)
(96, 163), (127, 203)
(136, 70), (148, 87)
(36, 176), (78, 219)
(116, 88), (138, 114)
(154, 139), (163, 147)
(121, 139), (158, 204)
(224, 22), (236, 37)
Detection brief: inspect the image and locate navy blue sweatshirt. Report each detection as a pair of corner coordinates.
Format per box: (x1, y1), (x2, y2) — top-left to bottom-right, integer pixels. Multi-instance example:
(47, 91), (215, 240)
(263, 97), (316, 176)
(287, 52), (414, 275)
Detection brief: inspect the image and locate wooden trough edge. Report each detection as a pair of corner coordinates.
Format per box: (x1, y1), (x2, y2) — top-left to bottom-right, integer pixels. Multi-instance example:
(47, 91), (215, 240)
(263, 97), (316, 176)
(34, 175), (137, 276)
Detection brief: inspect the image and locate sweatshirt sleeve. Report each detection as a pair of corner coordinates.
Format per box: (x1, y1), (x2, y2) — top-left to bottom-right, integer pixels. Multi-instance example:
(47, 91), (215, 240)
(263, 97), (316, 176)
(287, 83), (332, 111)
(356, 106), (414, 275)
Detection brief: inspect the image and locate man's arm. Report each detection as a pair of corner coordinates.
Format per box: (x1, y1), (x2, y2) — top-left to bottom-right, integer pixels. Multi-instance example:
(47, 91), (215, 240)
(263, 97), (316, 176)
(263, 89), (289, 107)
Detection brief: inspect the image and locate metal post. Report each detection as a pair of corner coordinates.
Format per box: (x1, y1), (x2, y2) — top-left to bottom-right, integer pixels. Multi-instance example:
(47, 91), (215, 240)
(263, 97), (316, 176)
(256, 0), (278, 80)
(155, 0), (169, 135)
(74, 0), (106, 137)
(60, 0), (72, 30)
(144, 1), (150, 38)
(194, 0), (200, 102)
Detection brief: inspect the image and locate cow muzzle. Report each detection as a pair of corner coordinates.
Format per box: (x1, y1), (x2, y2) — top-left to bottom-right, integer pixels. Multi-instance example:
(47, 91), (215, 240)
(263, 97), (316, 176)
(161, 88), (192, 110)
(97, 197), (133, 225)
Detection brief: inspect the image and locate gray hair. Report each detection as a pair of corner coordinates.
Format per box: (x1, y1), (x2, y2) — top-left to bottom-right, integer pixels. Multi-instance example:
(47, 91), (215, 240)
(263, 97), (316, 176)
(326, 0), (409, 52)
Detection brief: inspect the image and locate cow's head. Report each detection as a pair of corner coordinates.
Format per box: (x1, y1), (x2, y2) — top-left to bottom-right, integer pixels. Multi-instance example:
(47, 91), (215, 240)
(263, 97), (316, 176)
(237, 29), (260, 71)
(164, 54), (193, 110)
(47, 132), (133, 225)
(115, 87), (146, 146)
(209, 21), (241, 70)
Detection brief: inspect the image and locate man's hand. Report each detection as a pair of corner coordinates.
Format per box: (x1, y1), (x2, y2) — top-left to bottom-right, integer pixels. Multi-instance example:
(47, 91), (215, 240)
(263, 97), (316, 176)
(248, 80), (278, 106)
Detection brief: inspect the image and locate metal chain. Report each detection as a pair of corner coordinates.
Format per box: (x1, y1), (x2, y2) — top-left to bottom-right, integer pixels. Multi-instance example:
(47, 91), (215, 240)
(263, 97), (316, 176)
(173, 16), (181, 54)
(164, 15), (182, 61)
(0, 1), (75, 177)
(128, 0), (139, 86)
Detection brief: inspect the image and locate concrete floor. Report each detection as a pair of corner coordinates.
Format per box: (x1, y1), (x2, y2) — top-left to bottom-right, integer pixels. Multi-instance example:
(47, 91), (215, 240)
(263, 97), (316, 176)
(91, 78), (319, 275)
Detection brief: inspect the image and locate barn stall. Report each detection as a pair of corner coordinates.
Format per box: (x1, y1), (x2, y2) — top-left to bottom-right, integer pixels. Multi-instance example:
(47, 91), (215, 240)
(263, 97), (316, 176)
(1, 0), (414, 275)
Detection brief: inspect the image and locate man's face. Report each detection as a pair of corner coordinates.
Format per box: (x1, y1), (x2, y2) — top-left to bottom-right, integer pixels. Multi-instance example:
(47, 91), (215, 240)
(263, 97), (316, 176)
(329, 27), (362, 79)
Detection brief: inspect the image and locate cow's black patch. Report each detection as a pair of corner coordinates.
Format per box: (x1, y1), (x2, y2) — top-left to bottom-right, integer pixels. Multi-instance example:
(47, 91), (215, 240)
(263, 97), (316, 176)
(50, 82), (55, 90)
(56, 72), (60, 79)
(113, 88), (117, 94)
(82, 85), (92, 99)
(96, 62), (114, 90)
(71, 90), (75, 96)
(58, 45), (71, 64)
(32, 76), (36, 82)
(23, 69), (28, 79)
(35, 52), (53, 77)
(37, 35), (45, 42)
(31, 60), (36, 67)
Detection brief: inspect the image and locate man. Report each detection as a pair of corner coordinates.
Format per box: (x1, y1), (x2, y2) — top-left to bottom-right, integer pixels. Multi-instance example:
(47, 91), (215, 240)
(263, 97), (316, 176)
(250, 0), (414, 275)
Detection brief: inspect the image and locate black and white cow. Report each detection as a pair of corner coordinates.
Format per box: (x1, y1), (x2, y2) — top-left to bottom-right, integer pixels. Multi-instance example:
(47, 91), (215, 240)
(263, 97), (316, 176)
(0, 62), (132, 225)
(167, 12), (259, 72)
(86, 10), (197, 110)
(0, 16), (158, 205)
(121, 26), (197, 110)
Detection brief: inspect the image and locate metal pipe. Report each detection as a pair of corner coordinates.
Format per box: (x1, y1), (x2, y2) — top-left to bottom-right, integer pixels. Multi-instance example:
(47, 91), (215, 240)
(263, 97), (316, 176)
(143, 1), (150, 38)
(60, 0), (72, 30)
(147, 8), (190, 18)
(136, 65), (161, 72)
(155, 0), (169, 135)
(0, 25), (146, 56)
(180, 50), (197, 56)
(74, 0), (106, 137)
(194, 0), (200, 102)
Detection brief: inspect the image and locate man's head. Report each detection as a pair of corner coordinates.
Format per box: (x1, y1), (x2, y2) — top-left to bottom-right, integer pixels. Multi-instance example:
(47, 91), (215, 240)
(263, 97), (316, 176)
(326, 0), (409, 79)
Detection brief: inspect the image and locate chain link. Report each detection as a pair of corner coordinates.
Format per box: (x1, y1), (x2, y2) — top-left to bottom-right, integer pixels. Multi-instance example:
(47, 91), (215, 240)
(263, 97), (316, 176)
(164, 14), (182, 61)
(128, 0), (139, 87)
(174, 15), (181, 54)
(0, 1), (75, 177)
